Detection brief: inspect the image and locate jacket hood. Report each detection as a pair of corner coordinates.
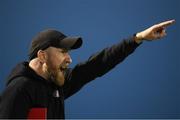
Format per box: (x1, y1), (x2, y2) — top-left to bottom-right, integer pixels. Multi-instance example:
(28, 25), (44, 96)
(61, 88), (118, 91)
(6, 62), (40, 85)
(6, 62), (67, 88)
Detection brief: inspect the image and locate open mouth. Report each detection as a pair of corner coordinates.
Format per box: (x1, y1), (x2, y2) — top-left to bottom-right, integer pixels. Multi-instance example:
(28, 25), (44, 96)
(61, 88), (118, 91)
(59, 66), (68, 72)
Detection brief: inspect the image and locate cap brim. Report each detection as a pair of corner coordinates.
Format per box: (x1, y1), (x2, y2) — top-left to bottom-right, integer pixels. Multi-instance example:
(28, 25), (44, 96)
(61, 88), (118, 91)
(60, 37), (83, 50)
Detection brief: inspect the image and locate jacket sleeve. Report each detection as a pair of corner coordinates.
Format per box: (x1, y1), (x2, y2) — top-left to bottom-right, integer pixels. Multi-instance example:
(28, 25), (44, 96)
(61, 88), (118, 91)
(0, 77), (32, 118)
(63, 36), (141, 99)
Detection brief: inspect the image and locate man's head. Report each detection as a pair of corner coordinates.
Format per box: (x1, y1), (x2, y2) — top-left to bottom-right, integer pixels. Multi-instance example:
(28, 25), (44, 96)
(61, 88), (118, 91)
(28, 29), (83, 86)
(29, 29), (82, 60)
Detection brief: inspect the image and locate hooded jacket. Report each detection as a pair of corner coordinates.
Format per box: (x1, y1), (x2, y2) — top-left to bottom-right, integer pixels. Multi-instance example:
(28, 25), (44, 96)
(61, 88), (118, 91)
(0, 37), (140, 119)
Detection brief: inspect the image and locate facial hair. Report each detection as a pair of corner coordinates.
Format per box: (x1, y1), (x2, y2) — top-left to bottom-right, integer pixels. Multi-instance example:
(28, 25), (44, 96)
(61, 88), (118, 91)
(43, 62), (65, 86)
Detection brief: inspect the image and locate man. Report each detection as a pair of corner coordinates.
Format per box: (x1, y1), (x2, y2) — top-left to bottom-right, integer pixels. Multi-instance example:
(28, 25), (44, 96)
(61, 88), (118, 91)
(0, 20), (175, 119)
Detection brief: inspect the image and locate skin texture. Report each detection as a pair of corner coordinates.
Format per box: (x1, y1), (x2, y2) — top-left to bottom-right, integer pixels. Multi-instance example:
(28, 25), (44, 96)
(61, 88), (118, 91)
(29, 47), (72, 86)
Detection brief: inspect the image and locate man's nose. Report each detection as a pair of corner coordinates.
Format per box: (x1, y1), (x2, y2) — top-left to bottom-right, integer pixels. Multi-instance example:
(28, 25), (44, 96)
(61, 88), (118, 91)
(65, 53), (72, 64)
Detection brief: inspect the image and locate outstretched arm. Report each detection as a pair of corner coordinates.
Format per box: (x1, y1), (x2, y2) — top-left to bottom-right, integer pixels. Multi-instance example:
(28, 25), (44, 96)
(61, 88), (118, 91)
(63, 20), (175, 99)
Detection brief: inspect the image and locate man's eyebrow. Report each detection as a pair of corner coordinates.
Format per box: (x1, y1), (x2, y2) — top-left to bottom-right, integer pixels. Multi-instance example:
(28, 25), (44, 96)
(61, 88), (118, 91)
(59, 49), (69, 52)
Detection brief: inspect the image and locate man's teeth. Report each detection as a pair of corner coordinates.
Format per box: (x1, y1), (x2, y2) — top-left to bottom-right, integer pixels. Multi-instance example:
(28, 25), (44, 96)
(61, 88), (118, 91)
(60, 66), (67, 71)
(59, 63), (69, 71)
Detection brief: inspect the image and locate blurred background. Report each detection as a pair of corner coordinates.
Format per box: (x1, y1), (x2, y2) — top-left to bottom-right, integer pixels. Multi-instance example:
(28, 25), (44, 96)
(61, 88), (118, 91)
(0, 0), (179, 119)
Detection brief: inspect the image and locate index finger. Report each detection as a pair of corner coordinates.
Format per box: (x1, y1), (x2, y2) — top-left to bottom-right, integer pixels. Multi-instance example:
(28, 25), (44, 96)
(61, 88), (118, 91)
(156, 19), (175, 28)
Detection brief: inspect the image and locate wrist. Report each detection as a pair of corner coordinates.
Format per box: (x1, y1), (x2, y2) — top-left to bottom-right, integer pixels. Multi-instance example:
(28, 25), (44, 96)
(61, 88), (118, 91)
(134, 32), (144, 44)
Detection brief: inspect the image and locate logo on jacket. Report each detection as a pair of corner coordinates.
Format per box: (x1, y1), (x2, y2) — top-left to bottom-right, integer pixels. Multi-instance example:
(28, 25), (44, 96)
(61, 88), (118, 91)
(53, 90), (60, 98)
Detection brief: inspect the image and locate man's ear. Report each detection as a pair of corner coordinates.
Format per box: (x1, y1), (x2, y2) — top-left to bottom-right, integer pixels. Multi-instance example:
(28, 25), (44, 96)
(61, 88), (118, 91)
(37, 50), (47, 63)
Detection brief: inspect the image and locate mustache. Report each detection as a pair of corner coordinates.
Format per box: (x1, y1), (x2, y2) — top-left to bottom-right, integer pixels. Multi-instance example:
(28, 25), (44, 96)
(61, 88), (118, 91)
(59, 62), (70, 70)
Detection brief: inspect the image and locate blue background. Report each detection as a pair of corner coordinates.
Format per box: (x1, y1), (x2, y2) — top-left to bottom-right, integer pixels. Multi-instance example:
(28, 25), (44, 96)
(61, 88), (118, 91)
(0, 0), (179, 119)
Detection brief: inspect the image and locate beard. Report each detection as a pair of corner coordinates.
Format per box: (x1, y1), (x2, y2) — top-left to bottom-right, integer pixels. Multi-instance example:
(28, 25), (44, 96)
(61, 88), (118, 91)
(43, 62), (67, 86)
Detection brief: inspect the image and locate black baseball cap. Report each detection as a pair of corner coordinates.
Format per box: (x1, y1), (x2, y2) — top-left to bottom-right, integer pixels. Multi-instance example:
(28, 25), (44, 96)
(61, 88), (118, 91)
(28, 29), (83, 60)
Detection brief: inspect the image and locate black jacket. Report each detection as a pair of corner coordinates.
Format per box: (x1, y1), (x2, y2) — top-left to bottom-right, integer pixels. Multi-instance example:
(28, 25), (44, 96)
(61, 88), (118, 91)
(0, 36), (140, 119)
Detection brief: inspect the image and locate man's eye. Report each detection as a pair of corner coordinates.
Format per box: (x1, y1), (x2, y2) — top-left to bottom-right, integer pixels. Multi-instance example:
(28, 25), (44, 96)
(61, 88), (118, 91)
(60, 50), (68, 54)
